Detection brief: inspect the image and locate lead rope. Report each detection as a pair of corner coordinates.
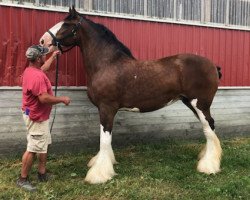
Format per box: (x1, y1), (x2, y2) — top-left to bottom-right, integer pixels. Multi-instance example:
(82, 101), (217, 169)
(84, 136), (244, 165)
(50, 53), (59, 133)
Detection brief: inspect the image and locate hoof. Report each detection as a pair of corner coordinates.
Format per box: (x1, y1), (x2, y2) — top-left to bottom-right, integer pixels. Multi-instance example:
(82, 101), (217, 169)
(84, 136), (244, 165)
(84, 166), (117, 184)
(197, 158), (221, 174)
(85, 150), (117, 184)
(197, 134), (222, 174)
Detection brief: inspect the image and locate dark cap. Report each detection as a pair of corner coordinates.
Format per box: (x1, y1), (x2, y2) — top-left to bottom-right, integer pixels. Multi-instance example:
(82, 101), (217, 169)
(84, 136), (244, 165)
(25, 45), (49, 61)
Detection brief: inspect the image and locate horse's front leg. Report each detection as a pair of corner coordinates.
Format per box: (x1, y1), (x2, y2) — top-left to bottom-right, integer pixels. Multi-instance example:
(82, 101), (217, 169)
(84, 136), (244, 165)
(85, 105), (118, 184)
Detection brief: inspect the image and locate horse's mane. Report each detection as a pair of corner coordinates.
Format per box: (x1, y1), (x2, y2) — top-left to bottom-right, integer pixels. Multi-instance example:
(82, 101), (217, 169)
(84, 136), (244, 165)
(64, 14), (135, 59)
(89, 20), (135, 59)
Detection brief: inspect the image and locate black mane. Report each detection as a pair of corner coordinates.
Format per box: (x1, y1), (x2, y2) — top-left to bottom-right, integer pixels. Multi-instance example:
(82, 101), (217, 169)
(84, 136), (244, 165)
(64, 14), (135, 59)
(89, 21), (135, 59)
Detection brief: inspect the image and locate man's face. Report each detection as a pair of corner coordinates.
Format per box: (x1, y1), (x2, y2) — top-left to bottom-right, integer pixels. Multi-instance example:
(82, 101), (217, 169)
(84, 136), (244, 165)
(38, 55), (46, 66)
(41, 55), (46, 65)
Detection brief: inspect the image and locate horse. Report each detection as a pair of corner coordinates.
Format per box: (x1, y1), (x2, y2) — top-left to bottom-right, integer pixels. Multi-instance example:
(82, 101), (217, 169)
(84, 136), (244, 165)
(40, 6), (222, 184)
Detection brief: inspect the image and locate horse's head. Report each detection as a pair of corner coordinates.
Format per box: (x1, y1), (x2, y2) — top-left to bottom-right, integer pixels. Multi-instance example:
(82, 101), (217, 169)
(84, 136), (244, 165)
(40, 6), (83, 53)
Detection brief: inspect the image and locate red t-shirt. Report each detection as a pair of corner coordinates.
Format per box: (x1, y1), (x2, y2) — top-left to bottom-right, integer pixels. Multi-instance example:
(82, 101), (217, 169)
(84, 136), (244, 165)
(22, 67), (53, 122)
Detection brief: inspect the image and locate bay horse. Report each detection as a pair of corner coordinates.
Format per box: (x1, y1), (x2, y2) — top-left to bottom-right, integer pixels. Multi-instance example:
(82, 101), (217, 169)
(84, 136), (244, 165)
(40, 7), (222, 184)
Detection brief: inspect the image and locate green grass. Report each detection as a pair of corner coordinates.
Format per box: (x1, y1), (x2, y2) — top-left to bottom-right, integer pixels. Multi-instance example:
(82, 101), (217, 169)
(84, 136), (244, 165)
(0, 137), (249, 200)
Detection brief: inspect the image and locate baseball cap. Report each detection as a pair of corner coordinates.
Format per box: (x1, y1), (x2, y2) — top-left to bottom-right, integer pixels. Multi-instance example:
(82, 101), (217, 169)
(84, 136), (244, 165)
(25, 45), (49, 60)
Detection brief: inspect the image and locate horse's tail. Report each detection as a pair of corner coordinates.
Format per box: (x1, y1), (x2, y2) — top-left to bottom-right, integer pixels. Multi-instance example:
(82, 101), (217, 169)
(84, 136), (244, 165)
(216, 66), (222, 79)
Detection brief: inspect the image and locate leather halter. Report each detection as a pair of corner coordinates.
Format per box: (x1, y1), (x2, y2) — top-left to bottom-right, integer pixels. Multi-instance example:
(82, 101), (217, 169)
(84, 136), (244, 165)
(47, 16), (84, 53)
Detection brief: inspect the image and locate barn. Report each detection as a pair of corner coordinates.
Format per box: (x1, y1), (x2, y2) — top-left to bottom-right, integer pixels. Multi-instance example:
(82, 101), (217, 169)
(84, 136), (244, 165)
(0, 0), (250, 156)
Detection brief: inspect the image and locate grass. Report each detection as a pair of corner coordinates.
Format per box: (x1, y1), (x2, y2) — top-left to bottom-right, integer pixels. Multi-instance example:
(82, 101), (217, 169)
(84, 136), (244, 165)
(0, 137), (249, 200)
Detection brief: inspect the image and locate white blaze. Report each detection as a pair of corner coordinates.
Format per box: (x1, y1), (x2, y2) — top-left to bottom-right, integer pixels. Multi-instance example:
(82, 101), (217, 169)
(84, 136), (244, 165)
(49, 21), (64, 35)
(39, 21), (64, 52)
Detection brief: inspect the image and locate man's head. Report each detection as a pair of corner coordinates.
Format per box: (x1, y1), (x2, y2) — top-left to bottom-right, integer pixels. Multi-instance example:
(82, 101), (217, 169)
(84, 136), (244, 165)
(26, 45), (49, 65)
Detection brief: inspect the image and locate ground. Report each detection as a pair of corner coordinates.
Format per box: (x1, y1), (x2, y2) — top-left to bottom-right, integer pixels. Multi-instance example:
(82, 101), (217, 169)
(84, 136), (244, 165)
(0, 137), (249, 200)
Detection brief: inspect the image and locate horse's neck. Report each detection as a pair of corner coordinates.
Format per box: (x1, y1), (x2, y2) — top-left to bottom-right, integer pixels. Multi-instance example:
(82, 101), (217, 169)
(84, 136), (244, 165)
(79, 39), (109, 76)
(78, 23), (134, 78)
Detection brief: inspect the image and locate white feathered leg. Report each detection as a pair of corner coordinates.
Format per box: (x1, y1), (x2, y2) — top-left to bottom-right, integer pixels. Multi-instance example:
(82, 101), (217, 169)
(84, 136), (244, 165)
(191, 99), (222, 174)
(85, 125), (117, 184)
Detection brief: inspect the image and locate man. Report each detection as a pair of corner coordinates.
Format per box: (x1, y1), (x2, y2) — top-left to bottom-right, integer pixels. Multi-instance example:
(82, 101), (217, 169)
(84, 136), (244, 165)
(17, 45), (70, 192)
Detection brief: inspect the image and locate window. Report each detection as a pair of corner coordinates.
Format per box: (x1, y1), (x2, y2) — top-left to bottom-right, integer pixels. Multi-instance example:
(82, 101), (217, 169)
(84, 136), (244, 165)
(229, 0), (250, 26)
(2, 0), (250, 29)
(176, 0), (201, 21)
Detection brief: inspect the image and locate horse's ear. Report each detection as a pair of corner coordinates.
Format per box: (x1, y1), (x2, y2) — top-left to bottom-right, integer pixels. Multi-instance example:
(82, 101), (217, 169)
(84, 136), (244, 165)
(68, 5), (78, 18)
(72, 5), (76, 12)
(68, 6), (78, 19)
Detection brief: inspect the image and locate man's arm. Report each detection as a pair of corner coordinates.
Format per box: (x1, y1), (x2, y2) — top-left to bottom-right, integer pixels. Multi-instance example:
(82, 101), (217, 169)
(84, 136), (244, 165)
(41, 51), (60, 72)
(38, 93), (70, 105)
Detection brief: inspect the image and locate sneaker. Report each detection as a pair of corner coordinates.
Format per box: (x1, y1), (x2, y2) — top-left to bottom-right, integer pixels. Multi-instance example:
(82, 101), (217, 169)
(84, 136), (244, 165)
(37, 172), (52, 182)
(16, 178), (36, 192)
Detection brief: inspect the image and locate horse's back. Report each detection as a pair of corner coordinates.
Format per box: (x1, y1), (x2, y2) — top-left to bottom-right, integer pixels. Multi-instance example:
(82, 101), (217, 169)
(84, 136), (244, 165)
(163, 54), (220, 102)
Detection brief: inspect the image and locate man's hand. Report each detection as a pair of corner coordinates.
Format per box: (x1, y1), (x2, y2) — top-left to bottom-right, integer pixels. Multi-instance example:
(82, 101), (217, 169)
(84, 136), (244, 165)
(61, 96), (71, 106)
(52, 50), (61, 60)
(38, 93), (71, 105)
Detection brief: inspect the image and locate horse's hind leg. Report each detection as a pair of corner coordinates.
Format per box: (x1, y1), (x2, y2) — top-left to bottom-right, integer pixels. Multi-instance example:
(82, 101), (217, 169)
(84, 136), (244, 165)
(190, 99), (222, 174)
(85, 105), (118, 184)
(181, 96), (199, 119)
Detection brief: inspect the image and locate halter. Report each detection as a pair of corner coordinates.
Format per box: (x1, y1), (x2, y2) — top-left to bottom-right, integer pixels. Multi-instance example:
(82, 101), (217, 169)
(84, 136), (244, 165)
(47, 16), (84, 54)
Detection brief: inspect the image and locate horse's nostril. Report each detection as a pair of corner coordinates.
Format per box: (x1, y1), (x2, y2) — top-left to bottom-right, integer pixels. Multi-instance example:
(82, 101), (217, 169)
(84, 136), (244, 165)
(41, 39), (44, 45)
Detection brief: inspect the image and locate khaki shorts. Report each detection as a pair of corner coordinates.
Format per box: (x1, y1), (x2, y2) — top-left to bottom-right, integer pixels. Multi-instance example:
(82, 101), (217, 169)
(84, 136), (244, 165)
(22, 114), (52, 153)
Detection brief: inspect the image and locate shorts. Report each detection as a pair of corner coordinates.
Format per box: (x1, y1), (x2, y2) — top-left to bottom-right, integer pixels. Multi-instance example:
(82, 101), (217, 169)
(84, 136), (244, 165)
(22, 113), (52, 153)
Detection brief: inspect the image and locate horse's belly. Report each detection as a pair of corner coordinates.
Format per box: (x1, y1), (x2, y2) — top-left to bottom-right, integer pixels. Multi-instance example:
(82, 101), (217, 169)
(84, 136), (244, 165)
(120, 99), (179, 113)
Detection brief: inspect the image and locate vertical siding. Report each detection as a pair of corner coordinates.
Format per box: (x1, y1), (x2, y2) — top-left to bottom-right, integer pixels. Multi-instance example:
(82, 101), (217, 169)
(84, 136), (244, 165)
(95, 17), (250, 86)
(0, 6), (86, 86)
(1, 6), (250, 86)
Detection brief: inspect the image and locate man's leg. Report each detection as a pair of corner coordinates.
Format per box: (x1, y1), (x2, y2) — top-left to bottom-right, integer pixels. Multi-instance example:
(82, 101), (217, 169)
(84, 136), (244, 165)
(37, 119), (51, 182)
(17, 151), (36, 192)
(37, 153), (51, 182)
(21, 151), (35, 178)
(37, 153), (47, 174)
